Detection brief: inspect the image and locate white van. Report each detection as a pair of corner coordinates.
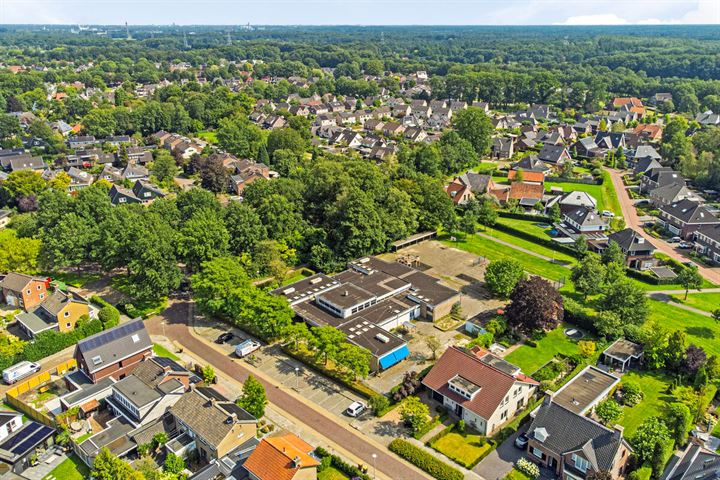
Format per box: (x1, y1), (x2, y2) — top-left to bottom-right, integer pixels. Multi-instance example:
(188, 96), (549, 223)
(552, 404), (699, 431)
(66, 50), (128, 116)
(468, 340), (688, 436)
(2, 361), (41, 385)
(235, 339), (261, 358)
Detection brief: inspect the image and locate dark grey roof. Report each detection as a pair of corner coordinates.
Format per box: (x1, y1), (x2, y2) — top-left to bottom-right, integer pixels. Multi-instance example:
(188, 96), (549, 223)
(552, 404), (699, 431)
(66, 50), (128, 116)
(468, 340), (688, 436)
(113, 375), (162, 408)
(633, 157), (663, 175)
(695, 223), (720, 243)
(512, 155), (550, 173)
(661, 199), (720, 225)
(527, 401), (629, 472)
(0, 272), (39, 292)
(663, 444), (720, 480)
(565, 208), (608, 228)
(0, 421), (55, 463)
(538, 144), (570, 164)
(75, 318), (152, 374)
(650, 183), (689, 204)
(61, 376), (115, 408)
(39, 290), (87, 316)
(0, 411), (21, 428)
(608, 228), (655, 255)
(457, 172), (492, 193)
(632, 145), (661, 161)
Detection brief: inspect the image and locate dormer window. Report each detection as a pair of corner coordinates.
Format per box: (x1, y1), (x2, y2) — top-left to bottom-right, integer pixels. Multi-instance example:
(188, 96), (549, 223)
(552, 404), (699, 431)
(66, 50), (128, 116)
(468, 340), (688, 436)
(92, 355), (102, 366)
(448, 375), (481, 400)
(534, 427), (549, 443)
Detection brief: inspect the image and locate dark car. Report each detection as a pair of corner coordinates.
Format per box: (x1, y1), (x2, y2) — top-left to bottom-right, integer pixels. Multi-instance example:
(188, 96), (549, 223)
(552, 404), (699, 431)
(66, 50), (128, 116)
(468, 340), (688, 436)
(514, 432), (529, 449)
(215, 332), (234, 344)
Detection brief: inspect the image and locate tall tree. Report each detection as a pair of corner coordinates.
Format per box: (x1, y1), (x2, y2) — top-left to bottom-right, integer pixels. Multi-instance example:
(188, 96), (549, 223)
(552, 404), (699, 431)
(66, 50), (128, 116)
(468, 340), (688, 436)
(236, 375), (267, 419)
(677, 266), (703, 300)
(570, 254), (606, 300)
(505, 276), (564, 334)
(484, 259), (526, 298)
(452, 107), (493, 156)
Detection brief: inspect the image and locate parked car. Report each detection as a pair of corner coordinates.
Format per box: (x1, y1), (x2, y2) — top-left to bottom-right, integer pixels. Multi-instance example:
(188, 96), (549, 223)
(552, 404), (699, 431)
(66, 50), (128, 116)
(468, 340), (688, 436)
(345, 401), (366, 417)
(215, 332), (234, 344)
(601, 210), (615, 217)
(668, 236), (682, 244)
(678, 241), (693, 249)
(235, 339), (261, 358)
(3, 361), (41, 385)
(514, 432), (529, 449)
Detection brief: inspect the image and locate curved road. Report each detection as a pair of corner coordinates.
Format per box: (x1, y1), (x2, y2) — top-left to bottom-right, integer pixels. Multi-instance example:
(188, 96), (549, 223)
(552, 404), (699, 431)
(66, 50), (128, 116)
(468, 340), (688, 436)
(147, 301), (432, 480)
(607, 168), (720, 285)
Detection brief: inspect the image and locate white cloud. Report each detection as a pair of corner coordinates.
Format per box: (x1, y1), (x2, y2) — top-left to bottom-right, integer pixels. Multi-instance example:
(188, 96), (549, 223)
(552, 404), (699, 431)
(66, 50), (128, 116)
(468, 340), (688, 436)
(557, 14), (630, 25)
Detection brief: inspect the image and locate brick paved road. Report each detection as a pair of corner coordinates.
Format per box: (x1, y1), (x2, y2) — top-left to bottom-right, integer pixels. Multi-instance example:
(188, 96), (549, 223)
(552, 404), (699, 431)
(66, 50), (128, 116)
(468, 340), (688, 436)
(147, 301), (431, 480)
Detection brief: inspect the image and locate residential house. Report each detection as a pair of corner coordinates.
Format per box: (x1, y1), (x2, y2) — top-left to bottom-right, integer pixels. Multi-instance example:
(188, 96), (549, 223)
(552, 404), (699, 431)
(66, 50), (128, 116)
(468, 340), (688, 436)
(650, 92), (673, 106)
(573, 137), (603, 158)
(445, 181), (474, 205)
(0, 273), (48, 312)
(68, 135), (99, 149)
(658, 199), (720, 239)
(649, 182), (692, 207)
(694, 224), (720, 265)
(228, 160), (270, 195)
(169, 387), (258, 463)
(67, 167), (94, 191)
(422, 346), (538, 435)
(508, 169), (545, 185)
(525, 398), (631, 479)
(512, 155), (551, 174)
(242, 433), (320, 480)
(132, 180), (165, 203)
(0, 411), (23, 442)
(632, 157), (663, 177)
(74, 318), (153, 383)
(640, 167), (683, 194)
(0, 420), (56, 474)
(594, 132), (626, 150)
(448, 172), (492, 198)
(633, 124), (663, 142)
(558, 208), (610, 239)
(0, 154), (45, 172)
(662, 443), (720, 480)
(105, 372), (184, 428)
(109, 184), (142, 205)
(491, 137), (515, 159)
(491, 182), (545, 210)
(545, 191), (597, 215)
(15, 290), (91, 339)
(105, 135), (132, 146)
(695, 111), (720, 126)
(629, 145), (662, 167)
(606, 228), (657, 270)
(538, 145), (572, 166)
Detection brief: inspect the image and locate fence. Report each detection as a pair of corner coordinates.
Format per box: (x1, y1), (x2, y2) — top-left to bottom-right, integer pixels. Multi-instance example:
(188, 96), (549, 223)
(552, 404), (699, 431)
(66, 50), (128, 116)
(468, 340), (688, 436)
(5, 359), (78, 428)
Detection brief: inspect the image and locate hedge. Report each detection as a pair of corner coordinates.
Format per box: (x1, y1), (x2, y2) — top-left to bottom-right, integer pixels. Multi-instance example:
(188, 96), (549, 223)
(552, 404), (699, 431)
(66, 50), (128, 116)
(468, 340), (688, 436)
(628, 465), (652, 480)
(315, 446), (371, 480)
(89, 295), (112, 308)
(546, 175), (602, 185)
(498, 211), (552, 222)
(388, 439), (464, 480)
(491, 221), (579, 258)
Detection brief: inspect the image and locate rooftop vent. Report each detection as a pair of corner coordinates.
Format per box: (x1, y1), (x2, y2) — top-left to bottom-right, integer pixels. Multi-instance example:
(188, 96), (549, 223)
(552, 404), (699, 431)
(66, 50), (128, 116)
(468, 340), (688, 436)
(283, 287), (296, 295)
(342, 290), (349, 297)
(310, 277), (323, 285)
(375, 333), (390, 343)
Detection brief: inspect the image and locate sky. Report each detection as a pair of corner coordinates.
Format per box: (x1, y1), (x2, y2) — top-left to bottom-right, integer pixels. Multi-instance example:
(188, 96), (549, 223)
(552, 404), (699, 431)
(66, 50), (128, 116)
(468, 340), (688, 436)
(0, 0), (718, 26)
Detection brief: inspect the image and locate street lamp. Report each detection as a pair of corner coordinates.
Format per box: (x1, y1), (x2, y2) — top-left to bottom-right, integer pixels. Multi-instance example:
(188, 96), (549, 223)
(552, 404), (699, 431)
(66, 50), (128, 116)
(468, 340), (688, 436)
(295, 367), (300, 390)
(372, 453), (377, 479)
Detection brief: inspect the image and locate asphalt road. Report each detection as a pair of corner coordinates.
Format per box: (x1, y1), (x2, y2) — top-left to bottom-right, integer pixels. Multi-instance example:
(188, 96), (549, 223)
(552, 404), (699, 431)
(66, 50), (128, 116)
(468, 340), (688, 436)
(146, 301), (431, 480)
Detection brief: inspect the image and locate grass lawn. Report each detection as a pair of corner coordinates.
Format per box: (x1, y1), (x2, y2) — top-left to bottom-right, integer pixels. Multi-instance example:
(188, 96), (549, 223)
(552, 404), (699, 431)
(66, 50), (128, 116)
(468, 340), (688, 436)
(153, 343), (180, 361)
(648, 299), (720, 357)
(617, 370), (673, 436)
(195, 130), (218, 144)
(75, 431), (93, 443)
(318, 467), (349, 480)
(505, 323), (588, 374)
(430, 431), (494, 468)
(44, 271), (101, 288)
(43, 454), (90, 480)
(542, 171), (621, 216)
(281, 267), (316, 286)
(489, 219), (577, 265)
(669, 292), (720, 314)
(440, 234), (571, 284)
(504, 468), (533, 480)
(110, 276), (168, 318)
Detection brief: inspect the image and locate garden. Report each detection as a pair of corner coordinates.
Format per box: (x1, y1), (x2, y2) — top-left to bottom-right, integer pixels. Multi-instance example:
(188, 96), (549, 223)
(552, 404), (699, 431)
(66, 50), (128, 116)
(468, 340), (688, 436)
(42, 454), (90, 480)
(428, 422), (495, 469)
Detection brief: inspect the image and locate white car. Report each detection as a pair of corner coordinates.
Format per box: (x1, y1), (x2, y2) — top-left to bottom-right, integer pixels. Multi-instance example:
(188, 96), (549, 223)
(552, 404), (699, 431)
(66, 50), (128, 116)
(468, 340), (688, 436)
(601, 210), (615, 217)
(345, 401), (366, 417)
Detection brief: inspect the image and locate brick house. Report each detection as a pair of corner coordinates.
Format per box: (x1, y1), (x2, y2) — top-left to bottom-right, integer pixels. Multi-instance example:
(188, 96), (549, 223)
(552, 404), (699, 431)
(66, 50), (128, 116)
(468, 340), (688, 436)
(74, 319), (153, 383)
(0, 273), (48, 312)
(658, 199), (720, 240)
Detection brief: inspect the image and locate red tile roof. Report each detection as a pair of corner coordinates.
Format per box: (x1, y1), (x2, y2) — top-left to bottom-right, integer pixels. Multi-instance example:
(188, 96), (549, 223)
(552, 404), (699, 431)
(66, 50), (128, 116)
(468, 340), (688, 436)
(633, 124), (663, 140)
(613, 97), (643, 108)
(422, 346), (535, 419)
(507, 182), (545, 201)
(508, 170), (545, 183)
(243, 433), (320, 480)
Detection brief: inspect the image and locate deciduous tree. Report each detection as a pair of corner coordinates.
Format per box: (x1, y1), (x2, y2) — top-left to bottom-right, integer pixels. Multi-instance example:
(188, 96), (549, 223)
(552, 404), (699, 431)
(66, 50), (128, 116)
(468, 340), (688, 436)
(505, 276), (564, 334)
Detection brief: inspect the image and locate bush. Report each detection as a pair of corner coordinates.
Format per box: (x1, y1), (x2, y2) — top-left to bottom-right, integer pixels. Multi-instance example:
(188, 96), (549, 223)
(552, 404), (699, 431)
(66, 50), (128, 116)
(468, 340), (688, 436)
(368, 395), (390, 416)
(621, 381), (644, 407)
(98, 305), (120, 329)
(456, 419), (465, 434)
(392, 371), (422, 402)
(315, 447), (371, 480)
(595, 399), (623, 426)
(516, 458), (540, 479)
(628, 465), (652, 480)
(388, 439), (464, 480)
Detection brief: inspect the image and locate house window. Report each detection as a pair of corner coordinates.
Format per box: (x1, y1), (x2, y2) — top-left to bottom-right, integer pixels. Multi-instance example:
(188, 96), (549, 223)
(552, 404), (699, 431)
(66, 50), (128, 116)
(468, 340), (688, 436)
(531, 447), (545, 460)
(39, 294), (44, 300)
(572, 454), (590, 473)
(64, 311), (70, 318)
(501, 410), (508, 420)
(66, 323), (72, 328)
(37, 285), (42, 290)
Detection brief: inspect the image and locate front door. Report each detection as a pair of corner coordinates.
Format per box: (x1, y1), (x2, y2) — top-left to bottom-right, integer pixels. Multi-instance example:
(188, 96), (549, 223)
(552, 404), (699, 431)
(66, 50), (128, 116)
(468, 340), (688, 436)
(455, 404), (463, 417)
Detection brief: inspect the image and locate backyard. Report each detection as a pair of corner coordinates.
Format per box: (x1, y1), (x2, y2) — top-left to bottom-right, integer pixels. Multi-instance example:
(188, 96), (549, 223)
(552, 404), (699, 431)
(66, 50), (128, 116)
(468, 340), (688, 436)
(504, 323), (590, 374)
(43, 454), (90, 480)
(318, 467), (349, 480)
(616, 370), (673, 436)
(648, 299), (720, 357)
(153, 343), (180, 361)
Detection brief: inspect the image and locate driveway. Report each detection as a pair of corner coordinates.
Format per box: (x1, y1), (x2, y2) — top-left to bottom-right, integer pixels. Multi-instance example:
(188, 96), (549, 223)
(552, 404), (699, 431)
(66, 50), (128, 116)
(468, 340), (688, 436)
(607, 169), (720, 285)
(475, 429), (525, 480)
(147, 301), (432, 480)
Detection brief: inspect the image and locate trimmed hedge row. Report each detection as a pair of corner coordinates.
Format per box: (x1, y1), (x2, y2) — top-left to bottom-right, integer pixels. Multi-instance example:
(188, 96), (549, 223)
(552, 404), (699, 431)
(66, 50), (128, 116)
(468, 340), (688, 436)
(315, 446), (371, 480)
(498, 211), (552, 222)
(388, 439), (464, 480)
(546, 175), (602, 185)
(491, 221), (579, 258)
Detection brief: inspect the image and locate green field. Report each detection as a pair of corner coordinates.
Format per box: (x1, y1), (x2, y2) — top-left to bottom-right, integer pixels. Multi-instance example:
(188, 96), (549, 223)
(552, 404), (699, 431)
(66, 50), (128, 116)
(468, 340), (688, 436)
(617, 370), (673, 436)
(648, 299), (720, 356)
(491, 218), (577, 265)
(195, 130), (218, 144)
(669, 292), (720, 313)
(505, 323), (587, 374)
(43, 454), (90, 480)
(441, 234), (571, 284)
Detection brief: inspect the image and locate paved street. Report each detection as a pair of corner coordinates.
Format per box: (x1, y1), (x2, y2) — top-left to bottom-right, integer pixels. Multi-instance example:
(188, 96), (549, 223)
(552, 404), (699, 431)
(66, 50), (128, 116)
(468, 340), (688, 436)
(146, 301), (433, 480)
(608, 168), (720, 285)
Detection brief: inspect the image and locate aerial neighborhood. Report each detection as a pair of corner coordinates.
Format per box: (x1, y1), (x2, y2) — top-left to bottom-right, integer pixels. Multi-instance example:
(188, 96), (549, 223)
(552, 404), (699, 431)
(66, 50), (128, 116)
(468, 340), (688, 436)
(0, 20), (720, 480)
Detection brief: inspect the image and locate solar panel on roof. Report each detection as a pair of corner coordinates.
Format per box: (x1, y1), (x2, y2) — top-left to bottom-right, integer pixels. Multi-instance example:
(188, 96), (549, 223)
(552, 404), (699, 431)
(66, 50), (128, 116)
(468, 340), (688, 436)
(10, 425), (54, 455)
(0, 422), (43, 452)
(78, 320), (144, 351)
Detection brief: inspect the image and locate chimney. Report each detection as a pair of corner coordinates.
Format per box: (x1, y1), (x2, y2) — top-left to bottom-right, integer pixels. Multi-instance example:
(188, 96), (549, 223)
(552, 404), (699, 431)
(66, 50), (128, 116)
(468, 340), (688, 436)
(292, 456), (302, 468)
(612, 424), (624, 439)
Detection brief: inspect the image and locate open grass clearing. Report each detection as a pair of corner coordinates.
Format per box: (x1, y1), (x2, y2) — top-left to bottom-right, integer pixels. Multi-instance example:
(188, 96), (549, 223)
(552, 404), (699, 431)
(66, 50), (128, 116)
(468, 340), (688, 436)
(318, 466), (349, 480)
(617, 370), (673, 436)
(648, 299), (720, 357)
(504, 323), (589, 374)
(669, 292), (720, 314)
(153, 343), (181, 361)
